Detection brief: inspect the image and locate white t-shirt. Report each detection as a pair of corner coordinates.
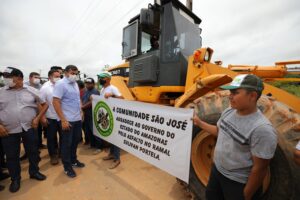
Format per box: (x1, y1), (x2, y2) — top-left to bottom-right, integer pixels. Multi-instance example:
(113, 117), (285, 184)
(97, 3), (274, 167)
(296, 141), (300, 150)
(40, 81), (58, 120)
(100, 85), (121, 97)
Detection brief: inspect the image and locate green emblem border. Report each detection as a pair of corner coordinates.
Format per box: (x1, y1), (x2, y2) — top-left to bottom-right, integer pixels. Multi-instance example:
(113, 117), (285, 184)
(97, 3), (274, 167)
(93, 101), (114, 137)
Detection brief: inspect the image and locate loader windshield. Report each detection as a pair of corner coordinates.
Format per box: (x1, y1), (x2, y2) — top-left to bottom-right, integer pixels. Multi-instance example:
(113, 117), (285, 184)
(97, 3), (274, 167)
(122, 20), (138, 59)
(162, 4), (201, 63)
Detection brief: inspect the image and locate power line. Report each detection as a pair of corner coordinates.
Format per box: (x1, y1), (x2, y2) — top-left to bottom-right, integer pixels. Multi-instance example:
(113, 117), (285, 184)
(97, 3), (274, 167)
(51, 0), (103, 63)
(75, 0), (147, 60)
(53, 0), (122, 63)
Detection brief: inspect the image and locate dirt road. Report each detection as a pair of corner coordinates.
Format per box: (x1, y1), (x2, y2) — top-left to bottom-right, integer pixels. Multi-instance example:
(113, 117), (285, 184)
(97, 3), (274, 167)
(0, 143), (191, 200)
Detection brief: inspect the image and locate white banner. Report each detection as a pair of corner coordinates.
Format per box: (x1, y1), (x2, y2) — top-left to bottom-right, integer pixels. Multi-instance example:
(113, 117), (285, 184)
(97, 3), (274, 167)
(92, 95), (193, 183)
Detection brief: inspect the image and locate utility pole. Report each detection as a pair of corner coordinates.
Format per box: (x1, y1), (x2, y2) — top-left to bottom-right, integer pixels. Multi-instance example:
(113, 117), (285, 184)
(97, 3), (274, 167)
(186, 0), (193, 11)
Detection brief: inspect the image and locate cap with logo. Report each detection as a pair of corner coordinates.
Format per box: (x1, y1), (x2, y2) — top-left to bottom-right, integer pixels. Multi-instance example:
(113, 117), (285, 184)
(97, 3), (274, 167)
(97, 71), (112, 79)
(2, 67), (24, 78)
(84, 77), (95, 84)
(220, 74), (264, 92)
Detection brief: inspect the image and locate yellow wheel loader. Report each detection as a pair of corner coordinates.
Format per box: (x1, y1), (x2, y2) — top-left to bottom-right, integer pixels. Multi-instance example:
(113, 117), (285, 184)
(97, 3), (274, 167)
(107, 0), (300, 199)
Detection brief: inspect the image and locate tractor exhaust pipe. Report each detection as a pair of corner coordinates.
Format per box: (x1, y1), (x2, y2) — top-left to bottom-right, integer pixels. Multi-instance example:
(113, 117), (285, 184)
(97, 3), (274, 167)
(186, 0), (193, 11)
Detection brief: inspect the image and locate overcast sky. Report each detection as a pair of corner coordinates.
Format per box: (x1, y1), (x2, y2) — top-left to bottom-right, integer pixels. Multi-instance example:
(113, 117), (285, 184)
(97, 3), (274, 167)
(0, 0), (299, 78)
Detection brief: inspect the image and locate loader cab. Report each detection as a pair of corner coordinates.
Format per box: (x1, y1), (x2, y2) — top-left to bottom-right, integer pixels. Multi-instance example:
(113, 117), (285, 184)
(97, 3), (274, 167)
(122, 0), (202, 88)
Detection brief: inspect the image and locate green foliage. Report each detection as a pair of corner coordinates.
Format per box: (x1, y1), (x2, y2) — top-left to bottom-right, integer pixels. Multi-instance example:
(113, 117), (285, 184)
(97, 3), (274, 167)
(284, 74), (300, 78)
(270, 81), (300, 97)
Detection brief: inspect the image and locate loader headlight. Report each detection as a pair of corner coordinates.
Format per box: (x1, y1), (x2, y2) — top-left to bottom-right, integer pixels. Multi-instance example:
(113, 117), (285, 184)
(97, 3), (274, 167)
(204, 50), (210, 62)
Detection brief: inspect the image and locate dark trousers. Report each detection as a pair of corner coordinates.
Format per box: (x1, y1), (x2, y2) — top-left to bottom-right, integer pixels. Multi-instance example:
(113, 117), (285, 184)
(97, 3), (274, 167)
(0, 138), (5, 166)
(47, 118), (61, 157)
(206, 164), (262, 200)
(60, 120), (82, 170)
(85, 115), (102, 149)
(110, 145), (120, 160)
(1, 128), (40, 181)
(37, 123), (43, 146)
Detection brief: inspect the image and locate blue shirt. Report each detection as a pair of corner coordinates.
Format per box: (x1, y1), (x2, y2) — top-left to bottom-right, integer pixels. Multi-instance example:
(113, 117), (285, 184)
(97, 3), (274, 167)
(82, 88), (100, 117)
(53, 77), (81, 122)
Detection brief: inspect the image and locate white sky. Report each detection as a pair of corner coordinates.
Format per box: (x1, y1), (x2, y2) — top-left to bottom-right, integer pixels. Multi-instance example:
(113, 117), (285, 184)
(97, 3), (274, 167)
(0, 0), (299, 78)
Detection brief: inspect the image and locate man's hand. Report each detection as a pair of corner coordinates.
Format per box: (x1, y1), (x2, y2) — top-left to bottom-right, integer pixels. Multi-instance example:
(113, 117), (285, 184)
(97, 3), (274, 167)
(0, 124), (8, 137)
(193, 114), (202, 127)
(244, 194), (252, 200)
(104, 93), (113, 98)
(61, 120), (71, 131)
(32, 117), (39, 129)
(293, 148), (300, 166)
(244, 156), (270, 200)
(40, 117), (48, 127)
(192, 113), (219, 137)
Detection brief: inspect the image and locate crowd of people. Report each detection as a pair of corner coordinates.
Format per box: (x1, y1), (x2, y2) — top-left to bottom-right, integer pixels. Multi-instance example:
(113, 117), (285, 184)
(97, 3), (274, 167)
(0, 66), (300, 199)
(0, 65), (122, 193)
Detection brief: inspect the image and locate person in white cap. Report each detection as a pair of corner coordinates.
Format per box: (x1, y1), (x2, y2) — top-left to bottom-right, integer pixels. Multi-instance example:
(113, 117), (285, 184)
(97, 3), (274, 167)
(193, 74), (277, 200)
(97, 71), (123, 169)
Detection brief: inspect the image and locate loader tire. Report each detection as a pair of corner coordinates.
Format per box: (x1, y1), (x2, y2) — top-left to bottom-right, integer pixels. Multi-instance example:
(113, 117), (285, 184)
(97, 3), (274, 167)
(188, 90), (300, 200)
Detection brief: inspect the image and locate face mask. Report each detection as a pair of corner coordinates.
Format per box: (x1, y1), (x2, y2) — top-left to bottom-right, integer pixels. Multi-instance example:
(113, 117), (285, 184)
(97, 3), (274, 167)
(33, 78), (40, 85)
(52, 77), (61, 83)
(67, 74), (77, 82)
(3, 78), (16, 87)
(87, 86), (94, 90)
(99, 79), (106, 85)
(60, 75), (64, 79)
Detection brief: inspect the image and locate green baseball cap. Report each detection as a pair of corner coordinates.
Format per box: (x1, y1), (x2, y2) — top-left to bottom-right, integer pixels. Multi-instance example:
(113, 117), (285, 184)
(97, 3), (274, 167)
(220, 74), (264, 92)
(97, 71), (112, 79)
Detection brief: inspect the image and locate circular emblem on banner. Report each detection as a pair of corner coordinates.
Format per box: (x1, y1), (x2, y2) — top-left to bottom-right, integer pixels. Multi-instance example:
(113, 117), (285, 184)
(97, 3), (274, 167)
(93, 101), (114, 137)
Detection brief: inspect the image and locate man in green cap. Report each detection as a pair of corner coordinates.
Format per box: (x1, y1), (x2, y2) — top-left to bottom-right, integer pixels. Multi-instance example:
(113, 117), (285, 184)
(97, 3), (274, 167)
(193, 74), (277, 200)
(97, 71), (123, 169)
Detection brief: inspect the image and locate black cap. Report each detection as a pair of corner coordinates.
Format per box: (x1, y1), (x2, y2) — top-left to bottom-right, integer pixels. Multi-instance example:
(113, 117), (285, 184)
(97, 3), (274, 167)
(50, 66), (63, 71)
(84, 77), (95, 84)
(2, 67), (24, 78)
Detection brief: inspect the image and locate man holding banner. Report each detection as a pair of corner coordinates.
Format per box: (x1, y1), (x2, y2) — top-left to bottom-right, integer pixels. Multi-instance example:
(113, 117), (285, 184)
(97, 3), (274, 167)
(97, 72), (123, 169)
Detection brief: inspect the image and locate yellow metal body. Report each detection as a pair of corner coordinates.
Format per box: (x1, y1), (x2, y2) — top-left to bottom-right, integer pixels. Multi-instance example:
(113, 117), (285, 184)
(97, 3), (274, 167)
(109, 48), (300, 113)
(228, 65), (287, 78)
(229, 60), (300, 80)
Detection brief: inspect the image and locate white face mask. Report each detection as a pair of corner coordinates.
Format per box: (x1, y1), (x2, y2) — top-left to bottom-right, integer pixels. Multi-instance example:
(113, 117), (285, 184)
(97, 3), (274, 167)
(52, 77), (61, 83)
(67, 74), (77, 82)
(3, 78), (16, 87)
(33, 78), (40, 85)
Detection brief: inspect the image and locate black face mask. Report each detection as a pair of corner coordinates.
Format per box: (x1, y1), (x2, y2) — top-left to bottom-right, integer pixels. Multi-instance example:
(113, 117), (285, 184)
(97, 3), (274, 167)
(87, 86), (94, 91)
(60, 75), (64, 79)
(99, 79), (106, 85)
